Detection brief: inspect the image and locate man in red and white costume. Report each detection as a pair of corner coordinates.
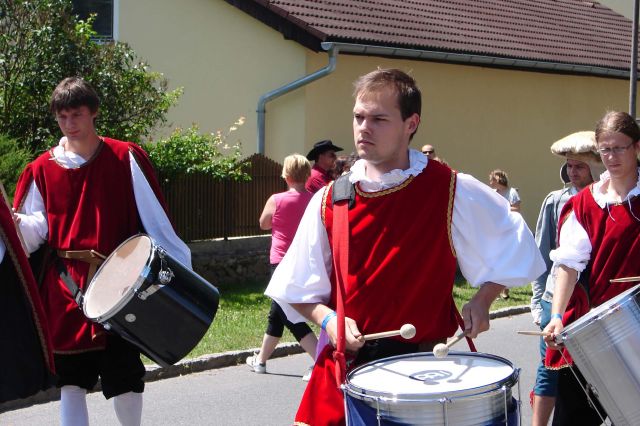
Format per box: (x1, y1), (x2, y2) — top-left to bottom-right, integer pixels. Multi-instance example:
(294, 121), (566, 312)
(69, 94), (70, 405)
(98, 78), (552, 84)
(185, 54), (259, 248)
(544, 111), (640, 425)
(13, 77), (191, 426)
(266, 68), (545, 425)
(0, 193), (55, 403)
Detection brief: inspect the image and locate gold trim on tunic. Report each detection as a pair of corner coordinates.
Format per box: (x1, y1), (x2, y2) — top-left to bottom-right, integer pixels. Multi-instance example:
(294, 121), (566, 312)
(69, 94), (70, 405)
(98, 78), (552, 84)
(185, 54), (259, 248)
(354, 175), (415, 198)
(321, 180), (334, 227)
(447, 170), (457, 258)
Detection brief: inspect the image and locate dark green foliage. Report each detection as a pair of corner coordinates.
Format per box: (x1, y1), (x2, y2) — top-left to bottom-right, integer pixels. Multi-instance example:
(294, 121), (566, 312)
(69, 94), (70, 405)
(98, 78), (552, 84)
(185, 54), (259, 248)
(143, 121), (251, 182)
(0, 0), (180, 154)
(0, 134), (31, 197)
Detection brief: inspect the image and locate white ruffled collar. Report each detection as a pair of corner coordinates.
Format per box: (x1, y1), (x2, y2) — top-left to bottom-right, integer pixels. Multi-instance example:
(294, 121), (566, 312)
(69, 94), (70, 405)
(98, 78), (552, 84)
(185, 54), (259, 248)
(592, 167), (640, 207)
(348, 149), (427, 192)
(51, 137), (88, 168)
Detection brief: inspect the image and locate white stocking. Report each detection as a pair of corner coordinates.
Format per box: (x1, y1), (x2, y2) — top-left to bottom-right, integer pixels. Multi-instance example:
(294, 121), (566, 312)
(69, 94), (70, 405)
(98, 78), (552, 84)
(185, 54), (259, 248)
(113, 391), (143, 426)
(60, 385), (89, 426)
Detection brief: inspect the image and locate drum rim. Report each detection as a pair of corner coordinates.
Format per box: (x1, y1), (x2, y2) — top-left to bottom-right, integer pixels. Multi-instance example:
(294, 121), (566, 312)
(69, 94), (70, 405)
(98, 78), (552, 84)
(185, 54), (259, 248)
(559, 282), (640, 341)
(82, 233), (155, 322)
(344, 351), (518, 402)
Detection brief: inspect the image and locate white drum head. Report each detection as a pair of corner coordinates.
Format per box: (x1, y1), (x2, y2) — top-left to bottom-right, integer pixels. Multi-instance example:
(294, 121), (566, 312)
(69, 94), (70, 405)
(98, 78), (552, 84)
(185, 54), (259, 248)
(347, 352), (515, 400)
(83, 235), (152, 320)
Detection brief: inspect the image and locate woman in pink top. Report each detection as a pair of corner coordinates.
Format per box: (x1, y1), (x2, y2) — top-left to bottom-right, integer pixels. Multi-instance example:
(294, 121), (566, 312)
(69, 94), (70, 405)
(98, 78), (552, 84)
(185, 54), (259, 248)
(246, 154), (318, 380)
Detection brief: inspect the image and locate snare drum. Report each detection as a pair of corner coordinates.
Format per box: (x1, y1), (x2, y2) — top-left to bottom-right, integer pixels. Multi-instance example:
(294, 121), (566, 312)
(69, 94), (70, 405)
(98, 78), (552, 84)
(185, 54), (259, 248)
(556, 283), (640, 426)
(83, 234), (219, 367)
(344, 352), (520, 426)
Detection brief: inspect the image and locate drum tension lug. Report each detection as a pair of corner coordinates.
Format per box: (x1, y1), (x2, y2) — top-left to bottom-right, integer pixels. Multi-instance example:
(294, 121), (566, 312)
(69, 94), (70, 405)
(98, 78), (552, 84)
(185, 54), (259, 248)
(157, 247), (175, 285)
(588, 384), (599, 398)
(137, 285), (163, 301)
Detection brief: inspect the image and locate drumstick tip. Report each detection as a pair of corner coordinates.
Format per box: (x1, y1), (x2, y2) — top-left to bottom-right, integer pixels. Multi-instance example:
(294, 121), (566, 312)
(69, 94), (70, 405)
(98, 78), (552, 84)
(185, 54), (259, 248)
(433, 343), (449, 358)
(400, 323), (416, 339)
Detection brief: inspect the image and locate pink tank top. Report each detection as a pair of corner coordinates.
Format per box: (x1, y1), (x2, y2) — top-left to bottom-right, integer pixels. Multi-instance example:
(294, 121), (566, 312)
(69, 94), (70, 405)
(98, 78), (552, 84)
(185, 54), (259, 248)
(270, 190), (313, 264)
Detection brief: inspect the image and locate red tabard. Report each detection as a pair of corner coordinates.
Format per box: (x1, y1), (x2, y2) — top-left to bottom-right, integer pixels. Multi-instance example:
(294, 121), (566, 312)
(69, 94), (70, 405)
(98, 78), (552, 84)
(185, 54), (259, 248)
(546, 186), (640, 369)
(0, 194), (55, 383)
(295, 160), (458, 426)
(13, 138), (168, 354)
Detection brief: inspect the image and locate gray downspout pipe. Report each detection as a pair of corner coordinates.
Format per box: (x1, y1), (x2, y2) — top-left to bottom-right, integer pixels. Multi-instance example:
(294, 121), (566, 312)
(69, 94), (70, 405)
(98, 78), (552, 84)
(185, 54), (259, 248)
(257, 45), (338, 154)
(630, 0), (639, 118)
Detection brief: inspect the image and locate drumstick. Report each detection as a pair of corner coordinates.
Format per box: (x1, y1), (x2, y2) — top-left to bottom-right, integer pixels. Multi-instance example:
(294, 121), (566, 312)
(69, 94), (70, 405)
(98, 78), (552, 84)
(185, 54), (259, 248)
(433, 331), (466, 358)
(362, 324), (416, 341)
(610, 276), (640, 283)
(517, 330), (550, 337)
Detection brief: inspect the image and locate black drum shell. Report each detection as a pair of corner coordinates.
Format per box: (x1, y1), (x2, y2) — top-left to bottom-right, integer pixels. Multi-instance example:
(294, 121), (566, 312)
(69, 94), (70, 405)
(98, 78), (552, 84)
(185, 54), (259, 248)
(100, 245), (219, 367)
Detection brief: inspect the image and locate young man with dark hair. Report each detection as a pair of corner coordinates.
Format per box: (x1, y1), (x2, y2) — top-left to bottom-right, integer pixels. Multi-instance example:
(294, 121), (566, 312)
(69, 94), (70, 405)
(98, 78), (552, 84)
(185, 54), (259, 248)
(266, 68), (545, 425)
(13, 77), (191, 426)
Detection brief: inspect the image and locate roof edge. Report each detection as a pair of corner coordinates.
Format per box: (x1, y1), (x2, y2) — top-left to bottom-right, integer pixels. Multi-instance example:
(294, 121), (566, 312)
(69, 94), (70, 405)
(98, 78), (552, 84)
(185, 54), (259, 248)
(224, 0), (326, 51)
(323, 42), (631, 79)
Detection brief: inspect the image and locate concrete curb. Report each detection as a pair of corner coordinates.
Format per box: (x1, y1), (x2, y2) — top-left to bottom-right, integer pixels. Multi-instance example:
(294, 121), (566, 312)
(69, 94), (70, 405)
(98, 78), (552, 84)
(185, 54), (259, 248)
(1, 306), (530, 412)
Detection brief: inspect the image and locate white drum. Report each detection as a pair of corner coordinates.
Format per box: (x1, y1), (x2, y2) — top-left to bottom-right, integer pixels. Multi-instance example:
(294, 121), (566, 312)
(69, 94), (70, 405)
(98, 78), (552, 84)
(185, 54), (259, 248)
(556, 283), (640, 426)
(344, 352), (520, 425)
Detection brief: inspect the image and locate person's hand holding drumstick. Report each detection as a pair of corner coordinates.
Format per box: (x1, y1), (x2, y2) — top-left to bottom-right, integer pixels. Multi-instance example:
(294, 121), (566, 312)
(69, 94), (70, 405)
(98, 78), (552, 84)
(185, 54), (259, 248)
(292, 302), (366, 353)
(543, 265), (577, 349)
(461, 282), (505, 338)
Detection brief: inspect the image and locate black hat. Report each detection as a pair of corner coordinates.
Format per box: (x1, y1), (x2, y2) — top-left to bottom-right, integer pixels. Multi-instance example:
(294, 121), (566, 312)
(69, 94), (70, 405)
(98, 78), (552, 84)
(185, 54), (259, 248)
(306, 140), (343, 162)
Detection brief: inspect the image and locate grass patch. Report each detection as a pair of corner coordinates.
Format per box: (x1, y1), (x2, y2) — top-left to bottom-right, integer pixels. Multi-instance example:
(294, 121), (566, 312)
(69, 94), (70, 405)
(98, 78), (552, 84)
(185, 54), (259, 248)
(453, 280), (532, 311)
(144, 278), (532, 363)
(188, 280), (283, 357)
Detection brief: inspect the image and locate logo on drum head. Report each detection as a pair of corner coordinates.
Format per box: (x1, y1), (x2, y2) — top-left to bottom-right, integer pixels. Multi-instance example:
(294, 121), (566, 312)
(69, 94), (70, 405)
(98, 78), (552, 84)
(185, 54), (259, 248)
(410, 370), (453, 385)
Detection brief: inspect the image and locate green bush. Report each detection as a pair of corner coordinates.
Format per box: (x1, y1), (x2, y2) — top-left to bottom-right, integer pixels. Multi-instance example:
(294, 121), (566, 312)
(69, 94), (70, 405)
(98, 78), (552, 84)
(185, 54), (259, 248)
(0, 135), (32, 198)
(0, 0), (180, 154)
(143, 119), (250, 182)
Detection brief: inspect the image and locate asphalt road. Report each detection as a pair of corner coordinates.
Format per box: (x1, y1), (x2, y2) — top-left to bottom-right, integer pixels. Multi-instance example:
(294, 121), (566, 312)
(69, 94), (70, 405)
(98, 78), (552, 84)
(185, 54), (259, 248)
(0, 313), (543, 425)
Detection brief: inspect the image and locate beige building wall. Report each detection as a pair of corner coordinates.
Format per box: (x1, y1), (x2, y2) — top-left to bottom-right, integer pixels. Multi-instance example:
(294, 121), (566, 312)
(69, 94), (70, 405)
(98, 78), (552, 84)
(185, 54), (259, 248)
(598, 0), (635, 19)
(117, 1), (637, 227)
(303, 53), (633, 226)
(117, 0), (308, 160)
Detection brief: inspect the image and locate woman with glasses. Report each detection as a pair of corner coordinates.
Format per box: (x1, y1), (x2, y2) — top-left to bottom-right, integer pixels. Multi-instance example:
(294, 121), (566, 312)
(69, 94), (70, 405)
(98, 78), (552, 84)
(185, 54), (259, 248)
(543, 111), (640, 425)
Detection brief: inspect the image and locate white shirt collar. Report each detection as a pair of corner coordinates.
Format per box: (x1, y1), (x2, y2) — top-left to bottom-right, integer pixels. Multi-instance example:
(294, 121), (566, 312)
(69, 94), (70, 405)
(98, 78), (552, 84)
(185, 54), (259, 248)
(51, 137), (88, 169)
(591, 167), (640, 207)
(348, 149), (427, 192)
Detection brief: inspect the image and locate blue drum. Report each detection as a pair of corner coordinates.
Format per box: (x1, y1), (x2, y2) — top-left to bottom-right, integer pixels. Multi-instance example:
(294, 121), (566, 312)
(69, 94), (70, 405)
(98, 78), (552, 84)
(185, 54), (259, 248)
(344, 352), (520, 425)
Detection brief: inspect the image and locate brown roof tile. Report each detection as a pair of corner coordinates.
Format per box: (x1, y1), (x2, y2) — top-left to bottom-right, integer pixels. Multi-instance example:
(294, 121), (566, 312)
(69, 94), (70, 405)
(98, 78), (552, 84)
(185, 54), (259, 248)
(228, 0), (636, 73)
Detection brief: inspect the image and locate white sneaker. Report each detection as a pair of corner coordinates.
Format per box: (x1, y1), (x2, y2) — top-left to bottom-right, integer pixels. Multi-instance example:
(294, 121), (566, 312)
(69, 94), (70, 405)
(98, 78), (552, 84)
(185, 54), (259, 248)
(302, 366), (313, 382)
(246, 353), (266, 374)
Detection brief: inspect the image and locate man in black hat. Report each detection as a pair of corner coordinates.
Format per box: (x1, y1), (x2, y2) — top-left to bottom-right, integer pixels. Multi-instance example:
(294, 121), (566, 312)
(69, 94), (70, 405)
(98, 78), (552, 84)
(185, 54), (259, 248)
(305, 139), (343, 193)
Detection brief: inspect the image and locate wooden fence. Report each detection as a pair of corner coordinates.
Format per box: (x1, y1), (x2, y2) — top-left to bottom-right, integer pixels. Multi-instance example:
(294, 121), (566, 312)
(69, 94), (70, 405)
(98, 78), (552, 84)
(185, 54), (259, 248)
(160, 154), (287, 241)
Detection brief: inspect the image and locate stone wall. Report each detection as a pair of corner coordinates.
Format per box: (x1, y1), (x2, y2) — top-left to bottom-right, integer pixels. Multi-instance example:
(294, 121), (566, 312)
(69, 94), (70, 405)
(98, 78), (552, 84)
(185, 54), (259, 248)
(189, 235), (271, 286)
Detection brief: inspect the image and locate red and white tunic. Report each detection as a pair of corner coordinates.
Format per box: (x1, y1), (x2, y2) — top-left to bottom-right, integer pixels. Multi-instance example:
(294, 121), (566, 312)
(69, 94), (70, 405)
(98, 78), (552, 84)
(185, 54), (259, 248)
(13, 137), (190, 353)
(266, 149), (545, 425)
(546, 169), (640, 368)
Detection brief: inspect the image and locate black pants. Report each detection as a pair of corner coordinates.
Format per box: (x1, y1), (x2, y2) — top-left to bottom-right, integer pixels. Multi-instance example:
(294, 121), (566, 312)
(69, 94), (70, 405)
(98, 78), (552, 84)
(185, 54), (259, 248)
(54, 333), (145, 399)
(552, 367), (607, 426)
(266, 263), (313, 341)
(265, 299), (313, 341)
